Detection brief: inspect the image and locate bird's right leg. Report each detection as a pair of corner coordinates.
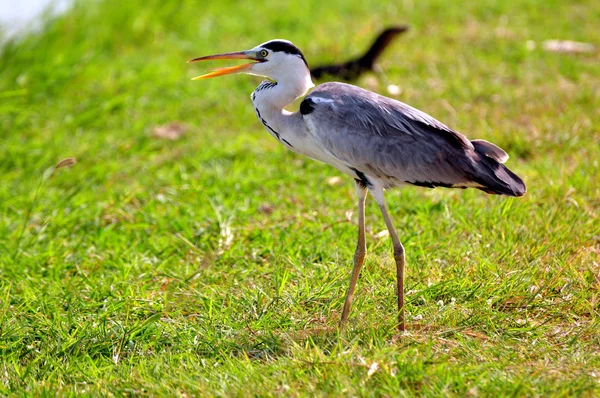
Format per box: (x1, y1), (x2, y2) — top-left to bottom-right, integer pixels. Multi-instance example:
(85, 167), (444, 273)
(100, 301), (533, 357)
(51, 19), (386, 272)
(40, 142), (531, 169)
(370, 186), (406, 332)
(340, 181), (368, 325)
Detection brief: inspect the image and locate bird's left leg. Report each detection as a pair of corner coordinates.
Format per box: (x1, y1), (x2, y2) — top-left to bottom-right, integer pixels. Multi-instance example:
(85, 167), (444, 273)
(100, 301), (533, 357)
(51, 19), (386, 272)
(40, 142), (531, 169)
(369, 185), (406, 332)
(340, 181), (368, 325)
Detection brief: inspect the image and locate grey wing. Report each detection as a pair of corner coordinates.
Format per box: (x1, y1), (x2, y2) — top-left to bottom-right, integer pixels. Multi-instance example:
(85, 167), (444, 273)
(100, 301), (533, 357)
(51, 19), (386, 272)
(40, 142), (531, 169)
(300, 82), (479, 188)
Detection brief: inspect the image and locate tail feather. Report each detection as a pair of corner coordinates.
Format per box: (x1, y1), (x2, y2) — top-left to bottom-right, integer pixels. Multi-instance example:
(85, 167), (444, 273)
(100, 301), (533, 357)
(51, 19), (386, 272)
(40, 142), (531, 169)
(471, 144), (526, 197)
(471, 139), (508, 163)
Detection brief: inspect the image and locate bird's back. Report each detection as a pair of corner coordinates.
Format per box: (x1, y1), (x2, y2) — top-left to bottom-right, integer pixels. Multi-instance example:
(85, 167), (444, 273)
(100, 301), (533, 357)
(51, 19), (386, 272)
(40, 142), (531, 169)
(300, 82), (525, 196)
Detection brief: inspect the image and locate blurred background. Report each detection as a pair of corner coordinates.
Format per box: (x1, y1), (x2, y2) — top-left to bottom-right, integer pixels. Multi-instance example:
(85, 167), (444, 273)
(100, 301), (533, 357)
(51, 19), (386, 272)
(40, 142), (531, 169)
(0, 0), (69, 39)
(0, 0), (599, 394)
(1, 0), (597, 248)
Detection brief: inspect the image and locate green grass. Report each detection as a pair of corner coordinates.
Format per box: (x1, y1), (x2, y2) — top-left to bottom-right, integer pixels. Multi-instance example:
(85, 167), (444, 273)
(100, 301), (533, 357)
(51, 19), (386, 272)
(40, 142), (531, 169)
(1, 0), (599, 395)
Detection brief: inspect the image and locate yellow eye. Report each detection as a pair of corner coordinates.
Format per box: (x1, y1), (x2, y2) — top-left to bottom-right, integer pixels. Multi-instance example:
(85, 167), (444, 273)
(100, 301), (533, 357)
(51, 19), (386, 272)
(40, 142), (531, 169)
(260, 50), (268, 57)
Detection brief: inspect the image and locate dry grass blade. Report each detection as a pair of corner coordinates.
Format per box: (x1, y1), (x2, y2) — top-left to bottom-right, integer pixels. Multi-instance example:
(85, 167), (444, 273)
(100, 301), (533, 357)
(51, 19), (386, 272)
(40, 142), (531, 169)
(543, 40), (596, 54)
(55, 158), (76, 169)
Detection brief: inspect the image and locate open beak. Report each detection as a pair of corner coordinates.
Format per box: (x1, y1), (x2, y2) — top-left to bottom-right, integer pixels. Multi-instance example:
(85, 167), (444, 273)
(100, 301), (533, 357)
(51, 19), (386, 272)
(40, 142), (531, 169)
(187, 51), (261, 80)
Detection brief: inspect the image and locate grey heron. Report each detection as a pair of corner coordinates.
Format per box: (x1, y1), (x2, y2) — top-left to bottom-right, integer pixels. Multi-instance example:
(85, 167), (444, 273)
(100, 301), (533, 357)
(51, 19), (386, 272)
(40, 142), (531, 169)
(188, 39), (526, 331)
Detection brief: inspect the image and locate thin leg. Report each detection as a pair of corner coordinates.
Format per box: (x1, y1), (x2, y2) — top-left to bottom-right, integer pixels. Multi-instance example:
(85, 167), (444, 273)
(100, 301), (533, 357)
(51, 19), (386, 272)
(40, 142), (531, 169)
(340, 181), (368, 325)
(370, 186), (406, 332)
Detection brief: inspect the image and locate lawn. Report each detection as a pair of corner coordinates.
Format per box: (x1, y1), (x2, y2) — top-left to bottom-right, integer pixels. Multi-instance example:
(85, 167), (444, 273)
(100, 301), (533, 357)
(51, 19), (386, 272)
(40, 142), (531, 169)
(1, 0), (599, 395)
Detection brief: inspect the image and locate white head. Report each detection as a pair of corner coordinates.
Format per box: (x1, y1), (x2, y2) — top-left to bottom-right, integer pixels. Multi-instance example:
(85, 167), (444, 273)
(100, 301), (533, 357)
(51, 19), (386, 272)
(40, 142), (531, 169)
(188, 39), (313, 93)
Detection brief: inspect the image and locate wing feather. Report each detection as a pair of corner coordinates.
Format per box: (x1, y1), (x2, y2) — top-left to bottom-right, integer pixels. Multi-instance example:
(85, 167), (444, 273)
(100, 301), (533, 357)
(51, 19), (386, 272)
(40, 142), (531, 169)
(301, 82), (478, 187)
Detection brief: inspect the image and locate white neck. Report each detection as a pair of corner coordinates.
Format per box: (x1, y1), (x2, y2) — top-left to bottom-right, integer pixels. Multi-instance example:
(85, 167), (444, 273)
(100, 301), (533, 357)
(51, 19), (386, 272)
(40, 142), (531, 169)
(252, 73), (313, 111)
(250, 72), (315, 155)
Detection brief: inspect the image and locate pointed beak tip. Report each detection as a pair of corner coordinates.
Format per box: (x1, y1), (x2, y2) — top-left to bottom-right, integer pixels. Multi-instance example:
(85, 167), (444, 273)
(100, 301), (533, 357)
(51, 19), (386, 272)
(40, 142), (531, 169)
(188, 51), (257, 80)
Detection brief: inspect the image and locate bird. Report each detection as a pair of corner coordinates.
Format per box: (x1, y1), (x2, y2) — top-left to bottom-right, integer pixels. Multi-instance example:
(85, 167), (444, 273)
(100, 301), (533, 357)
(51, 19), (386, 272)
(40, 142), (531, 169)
(188, 39), (526, 331)
(310, 25), (409, 81)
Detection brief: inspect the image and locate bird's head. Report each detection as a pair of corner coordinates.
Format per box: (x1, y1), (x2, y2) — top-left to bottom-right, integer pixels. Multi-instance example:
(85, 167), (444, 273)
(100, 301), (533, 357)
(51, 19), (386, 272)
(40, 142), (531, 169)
(188, 39), (312, 88)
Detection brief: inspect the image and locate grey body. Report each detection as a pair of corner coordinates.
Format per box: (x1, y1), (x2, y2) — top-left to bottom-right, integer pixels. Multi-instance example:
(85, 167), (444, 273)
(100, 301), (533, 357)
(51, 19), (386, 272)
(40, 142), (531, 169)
(298, 82), (525, 196)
